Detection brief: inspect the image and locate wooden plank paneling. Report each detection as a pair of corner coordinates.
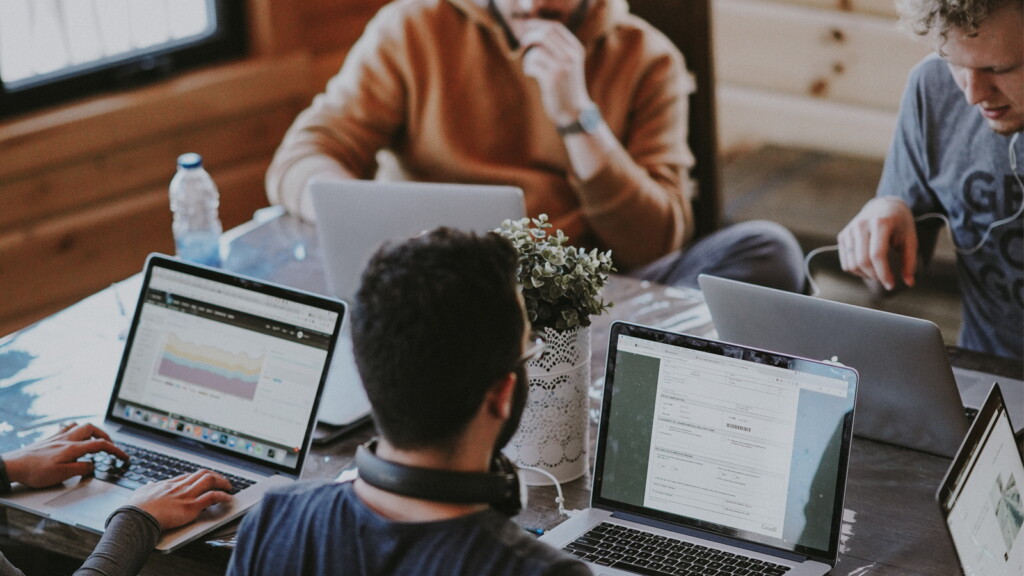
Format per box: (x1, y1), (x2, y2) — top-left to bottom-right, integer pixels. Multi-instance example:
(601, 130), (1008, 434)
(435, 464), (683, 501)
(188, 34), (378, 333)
(0, 106), (299, 230)
(0, 191), (174, 319)
(762, 0), (898, 17)
(0, 157), (271, 321)
(713, 0), (930, 111)
(717, 84), (898, 158)
(0, 158), (272, 334)
(0, 55), (312, 181)
(246, 0), (305, 56)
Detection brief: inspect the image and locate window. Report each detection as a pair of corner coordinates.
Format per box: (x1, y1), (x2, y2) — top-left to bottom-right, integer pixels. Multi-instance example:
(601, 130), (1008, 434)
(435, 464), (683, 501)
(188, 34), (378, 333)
(0, 0), (246, 118)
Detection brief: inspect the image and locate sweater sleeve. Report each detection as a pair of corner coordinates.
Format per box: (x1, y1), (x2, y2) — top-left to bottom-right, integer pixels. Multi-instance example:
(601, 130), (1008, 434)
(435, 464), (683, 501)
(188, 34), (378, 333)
(265, 2), (409, 216)
(574, 44), (695, 269)
(73, 506), (161, 576)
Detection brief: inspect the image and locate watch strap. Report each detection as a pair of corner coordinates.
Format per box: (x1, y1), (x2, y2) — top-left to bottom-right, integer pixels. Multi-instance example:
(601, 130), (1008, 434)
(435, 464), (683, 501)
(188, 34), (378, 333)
(557, 104), (602, 136)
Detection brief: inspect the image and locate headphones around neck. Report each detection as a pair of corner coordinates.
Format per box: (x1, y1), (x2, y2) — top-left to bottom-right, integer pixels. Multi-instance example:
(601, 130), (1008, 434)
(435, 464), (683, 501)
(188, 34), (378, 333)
(354, 439), (526, 517)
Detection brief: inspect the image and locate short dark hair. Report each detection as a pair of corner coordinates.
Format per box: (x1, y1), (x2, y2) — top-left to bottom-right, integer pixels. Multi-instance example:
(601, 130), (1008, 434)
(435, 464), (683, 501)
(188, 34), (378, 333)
(351, 227), (525, 450)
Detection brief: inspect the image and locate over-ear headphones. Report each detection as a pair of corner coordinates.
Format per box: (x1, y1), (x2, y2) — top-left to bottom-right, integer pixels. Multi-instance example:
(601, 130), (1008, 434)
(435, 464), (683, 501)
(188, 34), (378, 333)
(354, 439), (526, 516)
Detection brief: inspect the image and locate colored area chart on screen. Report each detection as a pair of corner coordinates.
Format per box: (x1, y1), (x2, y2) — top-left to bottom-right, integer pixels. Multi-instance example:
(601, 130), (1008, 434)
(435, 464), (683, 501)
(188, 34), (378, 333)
(157, 333), (264, 400)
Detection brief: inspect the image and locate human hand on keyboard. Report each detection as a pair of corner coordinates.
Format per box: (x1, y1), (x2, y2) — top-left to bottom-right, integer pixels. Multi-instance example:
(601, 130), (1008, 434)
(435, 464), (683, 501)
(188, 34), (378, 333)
(129, 469), (234, 531)
(1, 422), (130, 488)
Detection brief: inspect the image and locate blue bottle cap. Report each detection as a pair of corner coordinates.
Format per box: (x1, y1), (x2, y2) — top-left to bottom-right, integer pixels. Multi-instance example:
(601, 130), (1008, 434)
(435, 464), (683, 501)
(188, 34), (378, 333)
(177, 153), (203, 169)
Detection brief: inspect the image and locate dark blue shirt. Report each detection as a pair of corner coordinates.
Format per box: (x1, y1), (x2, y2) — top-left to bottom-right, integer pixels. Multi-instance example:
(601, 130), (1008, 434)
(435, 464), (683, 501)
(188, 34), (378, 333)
(226, 481), (591, 576)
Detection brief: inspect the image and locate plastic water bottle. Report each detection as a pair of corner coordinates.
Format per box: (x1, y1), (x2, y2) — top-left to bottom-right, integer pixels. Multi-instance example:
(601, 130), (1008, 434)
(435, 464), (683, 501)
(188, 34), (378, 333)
(169, 153), (222, 267)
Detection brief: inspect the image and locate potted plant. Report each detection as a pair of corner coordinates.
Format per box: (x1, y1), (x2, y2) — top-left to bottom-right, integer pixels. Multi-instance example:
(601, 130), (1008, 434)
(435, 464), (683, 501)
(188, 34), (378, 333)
(495, 215), (615, 485)
(497, 214), (615, 332)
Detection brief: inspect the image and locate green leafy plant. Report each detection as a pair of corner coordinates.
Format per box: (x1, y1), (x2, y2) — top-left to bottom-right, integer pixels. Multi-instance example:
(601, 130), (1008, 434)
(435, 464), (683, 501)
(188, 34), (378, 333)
(496, 214), (615, 331)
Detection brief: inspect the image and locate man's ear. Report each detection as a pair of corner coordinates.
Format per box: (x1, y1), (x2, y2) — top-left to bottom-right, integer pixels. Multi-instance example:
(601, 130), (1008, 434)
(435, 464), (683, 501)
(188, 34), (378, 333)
(486, 372), (517, 420)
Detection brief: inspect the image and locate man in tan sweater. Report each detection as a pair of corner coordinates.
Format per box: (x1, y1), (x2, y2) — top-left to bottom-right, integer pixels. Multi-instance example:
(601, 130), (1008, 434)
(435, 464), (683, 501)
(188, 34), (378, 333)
(267, 0), (804, 291)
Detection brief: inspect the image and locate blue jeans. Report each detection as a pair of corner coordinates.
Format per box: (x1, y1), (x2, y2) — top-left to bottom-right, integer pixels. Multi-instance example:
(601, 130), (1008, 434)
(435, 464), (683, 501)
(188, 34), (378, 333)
(629, 220), (805, 293)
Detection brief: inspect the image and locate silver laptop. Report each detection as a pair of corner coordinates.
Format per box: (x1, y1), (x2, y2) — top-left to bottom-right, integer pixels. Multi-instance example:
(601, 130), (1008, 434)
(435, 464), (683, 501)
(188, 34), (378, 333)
(937, 383), (1023, 576)
(542, 322), (859, 576)
(0, 254), (344, 552)
(698, 274), (1003, 458)
(309, 179), (525, 428)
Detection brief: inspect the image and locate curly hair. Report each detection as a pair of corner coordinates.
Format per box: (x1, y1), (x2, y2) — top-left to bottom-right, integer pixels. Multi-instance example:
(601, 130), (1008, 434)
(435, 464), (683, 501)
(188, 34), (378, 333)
(896, 0), (1017, 47)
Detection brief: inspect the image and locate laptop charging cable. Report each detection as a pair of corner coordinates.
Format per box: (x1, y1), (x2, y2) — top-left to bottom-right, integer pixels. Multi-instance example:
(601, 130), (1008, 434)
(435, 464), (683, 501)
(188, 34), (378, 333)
(517, 465), (582, 519)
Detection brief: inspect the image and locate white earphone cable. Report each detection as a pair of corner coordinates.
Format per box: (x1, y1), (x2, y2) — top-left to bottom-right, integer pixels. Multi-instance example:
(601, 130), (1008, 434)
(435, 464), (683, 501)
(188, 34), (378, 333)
(517, 465), (579, 517)
(803, 132), (1023, 294)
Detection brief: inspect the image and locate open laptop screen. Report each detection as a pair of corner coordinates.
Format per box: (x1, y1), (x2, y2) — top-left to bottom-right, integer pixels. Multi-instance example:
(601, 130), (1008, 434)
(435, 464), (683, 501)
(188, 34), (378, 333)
(594, 323), (858, 562)
(937, 384), (1024, 576)
(106, 255), (343, 476)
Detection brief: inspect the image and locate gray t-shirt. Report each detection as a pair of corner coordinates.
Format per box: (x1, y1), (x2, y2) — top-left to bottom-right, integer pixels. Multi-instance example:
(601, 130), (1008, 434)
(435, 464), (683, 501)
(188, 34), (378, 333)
(227, 480), (591, 576)
(878, 54), (1023, 359)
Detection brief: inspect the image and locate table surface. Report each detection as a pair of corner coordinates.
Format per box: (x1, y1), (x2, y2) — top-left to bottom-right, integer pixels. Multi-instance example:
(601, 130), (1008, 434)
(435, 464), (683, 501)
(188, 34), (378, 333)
(0, 208), (1017, 575)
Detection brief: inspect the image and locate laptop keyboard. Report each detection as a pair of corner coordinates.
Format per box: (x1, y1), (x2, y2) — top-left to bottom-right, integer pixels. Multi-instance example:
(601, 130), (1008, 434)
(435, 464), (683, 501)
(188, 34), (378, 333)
(80, 442), (255, 494)
(562, 522), (792, 576)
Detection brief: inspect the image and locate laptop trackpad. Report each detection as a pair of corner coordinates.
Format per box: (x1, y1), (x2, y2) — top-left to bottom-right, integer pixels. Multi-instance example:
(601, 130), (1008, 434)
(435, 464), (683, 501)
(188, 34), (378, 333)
(47, 482), (131, 530)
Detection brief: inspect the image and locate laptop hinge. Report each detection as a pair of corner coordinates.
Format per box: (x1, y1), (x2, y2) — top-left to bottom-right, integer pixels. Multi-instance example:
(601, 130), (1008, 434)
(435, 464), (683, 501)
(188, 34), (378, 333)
(608, 511), (810, 563)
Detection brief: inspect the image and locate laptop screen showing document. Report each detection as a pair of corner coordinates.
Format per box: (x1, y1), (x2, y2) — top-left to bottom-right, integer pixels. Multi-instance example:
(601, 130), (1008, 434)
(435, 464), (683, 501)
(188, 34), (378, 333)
(594, 323), (858, 564)
(937, 383), (1024, 576)
(106, 256), (341, 476)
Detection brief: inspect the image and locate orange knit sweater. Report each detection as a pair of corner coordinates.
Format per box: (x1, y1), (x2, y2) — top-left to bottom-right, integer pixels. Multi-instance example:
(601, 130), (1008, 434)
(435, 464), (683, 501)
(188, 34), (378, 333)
(266, 0), (695, 269)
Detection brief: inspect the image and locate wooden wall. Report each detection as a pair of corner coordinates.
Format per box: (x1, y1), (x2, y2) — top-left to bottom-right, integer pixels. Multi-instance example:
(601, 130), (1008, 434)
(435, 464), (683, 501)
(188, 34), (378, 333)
(713, 0), (932, 158)
(0, 0), (388, 336)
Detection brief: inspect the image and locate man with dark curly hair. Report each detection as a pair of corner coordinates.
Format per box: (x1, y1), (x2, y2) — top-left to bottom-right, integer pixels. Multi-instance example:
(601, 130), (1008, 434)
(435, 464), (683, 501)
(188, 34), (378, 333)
(838, 0), (1023, 359)
(227, 228), (591, 575)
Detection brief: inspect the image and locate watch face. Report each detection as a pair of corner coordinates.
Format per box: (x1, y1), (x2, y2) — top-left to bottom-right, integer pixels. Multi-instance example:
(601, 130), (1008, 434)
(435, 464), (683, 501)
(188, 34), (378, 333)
(579, 106), (602, 133)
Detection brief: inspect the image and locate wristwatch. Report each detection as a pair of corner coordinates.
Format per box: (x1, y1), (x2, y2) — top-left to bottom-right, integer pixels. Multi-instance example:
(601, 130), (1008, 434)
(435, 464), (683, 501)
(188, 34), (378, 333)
(557, 104), (603, 136)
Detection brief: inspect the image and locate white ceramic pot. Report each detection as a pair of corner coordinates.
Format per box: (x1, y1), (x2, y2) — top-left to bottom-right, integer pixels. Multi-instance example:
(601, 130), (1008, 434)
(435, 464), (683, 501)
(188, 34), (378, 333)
(504, 325), (591, 486)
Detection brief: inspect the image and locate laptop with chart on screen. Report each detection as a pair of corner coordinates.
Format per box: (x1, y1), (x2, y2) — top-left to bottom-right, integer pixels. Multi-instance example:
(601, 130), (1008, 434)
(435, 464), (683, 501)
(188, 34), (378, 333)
(0, 253), (344, 552)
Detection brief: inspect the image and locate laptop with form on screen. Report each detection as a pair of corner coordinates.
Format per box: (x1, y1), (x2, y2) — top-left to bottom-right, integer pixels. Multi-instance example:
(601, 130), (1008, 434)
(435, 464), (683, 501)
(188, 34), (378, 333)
(540, 321), (859, 576)
(0, 253), (344, 553)
(308, 179), (526, 433)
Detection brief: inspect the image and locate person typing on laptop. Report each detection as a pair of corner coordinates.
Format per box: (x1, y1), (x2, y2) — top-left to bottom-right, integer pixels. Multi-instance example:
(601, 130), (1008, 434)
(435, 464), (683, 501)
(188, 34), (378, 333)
(227, 228), (590, 575)
(0, 422), (232, 576)
(837, 0), (1023, 360)
(265, 0), (805, 293)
